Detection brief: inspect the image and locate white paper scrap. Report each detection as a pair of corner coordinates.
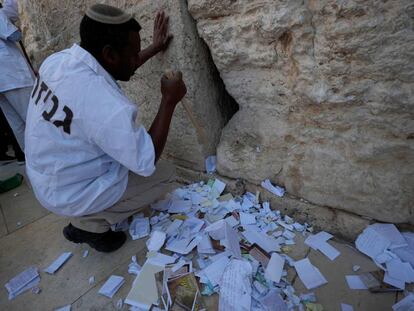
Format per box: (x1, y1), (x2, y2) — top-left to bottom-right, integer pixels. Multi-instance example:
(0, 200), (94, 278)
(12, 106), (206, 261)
(197, 234), (215, 254)
(240, 212), (256, 225)
(294, 258), (328, 290)
(165, 219), (183, 237)
(259, 289), (287, 311)
(54, 305), (71, 311)
(82, 250), (89, 258)
(129, 217), (150, 240)
(264, 253), (285, 283)
(199, 255), (230, 287)
(125, 261), (164, 309)
(386, 258), (414, 283)
(371, 223), (407, 249)
(345, 275), (368, 290)
(5, 266), (40, 300)
(168, 199), (192, 214)
(98, 275), (125, 298)
(225, 215), (240, 228)
(261, 179), (285, 197)
(205, 220), (241, 259)
(219, 259), (252, 311)
(146, 231), (166, 252)
(341, 303), (354, 311)
(384, 271), (405, 290)
(44, 252), (72, 274)
(242, 229), (280, 253)
(89, 276), (95, 285)
(392, 293), (414, 311)
(205, 155), (217, 174)
(151, 199), (171, 212)
(355, 227), (391, 260)
(210, 179), (226, 199)
(146, 252), (176, 267)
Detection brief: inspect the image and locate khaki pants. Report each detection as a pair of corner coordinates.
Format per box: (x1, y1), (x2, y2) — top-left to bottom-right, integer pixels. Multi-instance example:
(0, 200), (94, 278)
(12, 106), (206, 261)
(71, 161), (176, 233)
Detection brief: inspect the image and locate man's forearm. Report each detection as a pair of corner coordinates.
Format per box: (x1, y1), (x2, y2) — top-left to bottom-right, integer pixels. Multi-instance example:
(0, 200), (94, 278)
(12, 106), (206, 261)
(148, 98), (176, 162)
(137, 44), (159, 68)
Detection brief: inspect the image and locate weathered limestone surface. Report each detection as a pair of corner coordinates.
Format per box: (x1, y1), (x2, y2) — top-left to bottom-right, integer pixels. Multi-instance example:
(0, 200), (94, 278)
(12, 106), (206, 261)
(18, 0), (414, 227)
(19, 0), (228, 170)
(188, 0), (414, 224)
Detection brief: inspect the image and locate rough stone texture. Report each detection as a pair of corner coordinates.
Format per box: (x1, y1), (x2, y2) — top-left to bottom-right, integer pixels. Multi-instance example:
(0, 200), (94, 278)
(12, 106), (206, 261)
(19, 0), (230, 170)
(188, 0), (414, 224)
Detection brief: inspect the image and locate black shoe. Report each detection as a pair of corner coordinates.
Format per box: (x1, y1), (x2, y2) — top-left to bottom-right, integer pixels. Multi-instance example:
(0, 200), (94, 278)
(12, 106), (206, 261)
(63, 223), (126, 253)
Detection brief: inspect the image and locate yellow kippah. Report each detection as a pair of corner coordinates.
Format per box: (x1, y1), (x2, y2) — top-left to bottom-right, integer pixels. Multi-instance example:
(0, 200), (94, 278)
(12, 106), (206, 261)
(86, 4), (132, 25)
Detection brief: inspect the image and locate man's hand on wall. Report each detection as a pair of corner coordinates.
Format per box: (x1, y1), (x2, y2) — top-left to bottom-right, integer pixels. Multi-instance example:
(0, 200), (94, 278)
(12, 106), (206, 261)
(152, 10), (173, 53)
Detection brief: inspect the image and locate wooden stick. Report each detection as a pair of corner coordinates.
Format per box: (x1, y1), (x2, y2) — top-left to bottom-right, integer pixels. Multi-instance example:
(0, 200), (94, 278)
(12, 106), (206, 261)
(164, 70), (208, 146)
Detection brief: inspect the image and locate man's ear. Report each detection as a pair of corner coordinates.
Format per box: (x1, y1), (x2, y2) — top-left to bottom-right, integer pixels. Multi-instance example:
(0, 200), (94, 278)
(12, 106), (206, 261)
(101, 45), (119, 65)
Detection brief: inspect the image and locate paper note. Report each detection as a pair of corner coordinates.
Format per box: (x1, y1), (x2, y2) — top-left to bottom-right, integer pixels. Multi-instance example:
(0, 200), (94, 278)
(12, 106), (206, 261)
(128, 256), (142, 276)
(129, 217), (150, 240)
(371, 223), (407, 249)
(199, 255), (230, 287)
(224, 215), (240, 227)
(5, 266), (40, 300)
(98, 275), (125, 298)
(355, 227), (391, 260)
(210, 179), (226, 199)
(386, 258), (414, 283)
(125, 261), (164, 309)
(294, 258), (328, 290)
(384, 272), (405, 290)
(168, 199), (192, 214)
(44, 252), (72, 274)
(264, 253), (285, 283)
(54, 305), (71, 311)
(305, 232), (340, 260)
(205, 220), (241, 259)
(239, 212), (256, 225)
(345, 275), (368, 290)
(151, 198), (171, 211)
(341, 303), (354, 311)
(165, 219), (183, 237)
(205, 155), (217, 173)
(146, 252), (176, 267)
(242, 229), (280, 253)
(197, 233), (215, 254)
(146, 231), (166, 252)
(261, 179), (285, 197)
(392, 293), (414, 311)
(259, 289), (287, 311)
(219, 259), (252, 311)
(394, 232), (414, 268)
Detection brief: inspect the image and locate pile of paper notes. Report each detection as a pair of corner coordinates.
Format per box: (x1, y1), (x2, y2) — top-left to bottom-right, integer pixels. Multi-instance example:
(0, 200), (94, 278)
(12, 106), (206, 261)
(122, 178), (326, 310)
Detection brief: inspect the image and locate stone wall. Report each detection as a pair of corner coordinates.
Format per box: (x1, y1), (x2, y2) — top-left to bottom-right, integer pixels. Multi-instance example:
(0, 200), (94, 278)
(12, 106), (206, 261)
(188, 0), (414, 225)
(18, 0), (414, 227)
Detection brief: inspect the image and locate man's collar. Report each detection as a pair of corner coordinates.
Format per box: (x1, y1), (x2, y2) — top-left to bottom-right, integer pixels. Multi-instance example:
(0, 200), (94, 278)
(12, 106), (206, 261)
(68, 43), (121, 89)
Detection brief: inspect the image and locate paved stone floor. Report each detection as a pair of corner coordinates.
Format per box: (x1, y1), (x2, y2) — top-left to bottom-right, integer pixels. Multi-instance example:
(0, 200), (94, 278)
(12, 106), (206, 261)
(0, 162), (406, 310)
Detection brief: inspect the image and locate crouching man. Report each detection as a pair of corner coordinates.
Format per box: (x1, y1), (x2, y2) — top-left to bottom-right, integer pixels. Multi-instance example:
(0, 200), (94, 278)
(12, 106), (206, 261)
(25, 4), (186, 252)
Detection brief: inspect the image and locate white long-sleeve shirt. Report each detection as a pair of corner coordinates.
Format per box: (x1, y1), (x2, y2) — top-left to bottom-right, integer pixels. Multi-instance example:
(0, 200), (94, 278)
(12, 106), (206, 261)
(0, 9), (33, 92)
(25, 44), (156, 216)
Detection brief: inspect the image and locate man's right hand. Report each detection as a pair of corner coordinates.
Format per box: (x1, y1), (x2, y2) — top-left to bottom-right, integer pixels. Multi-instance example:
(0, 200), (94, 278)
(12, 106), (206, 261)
(161, 71), (187, 106)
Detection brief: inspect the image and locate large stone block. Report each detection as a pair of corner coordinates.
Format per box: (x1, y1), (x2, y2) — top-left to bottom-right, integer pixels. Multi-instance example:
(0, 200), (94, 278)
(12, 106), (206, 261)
(188, 0), (414, 224)
(19, 0), (229, 170)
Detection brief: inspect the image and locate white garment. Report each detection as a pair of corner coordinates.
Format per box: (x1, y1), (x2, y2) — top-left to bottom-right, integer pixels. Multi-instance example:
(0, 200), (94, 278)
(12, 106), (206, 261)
(25, 44), (156, 217)
(2, 0), (19, 23)
(0, 10), (34, 92)
(0, 86), (31, 150)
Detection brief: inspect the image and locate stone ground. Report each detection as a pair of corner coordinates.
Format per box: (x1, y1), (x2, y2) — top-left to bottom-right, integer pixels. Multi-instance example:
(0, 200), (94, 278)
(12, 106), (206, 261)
(0, 162), (406, 311)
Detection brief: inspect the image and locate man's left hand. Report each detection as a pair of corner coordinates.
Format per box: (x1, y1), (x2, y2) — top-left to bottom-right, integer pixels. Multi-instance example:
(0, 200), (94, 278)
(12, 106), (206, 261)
(152, 10), (173, 53)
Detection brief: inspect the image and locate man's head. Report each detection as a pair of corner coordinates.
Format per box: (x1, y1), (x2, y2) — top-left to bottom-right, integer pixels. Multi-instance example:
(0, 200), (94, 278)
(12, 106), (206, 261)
(80, 4), (142, 81)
